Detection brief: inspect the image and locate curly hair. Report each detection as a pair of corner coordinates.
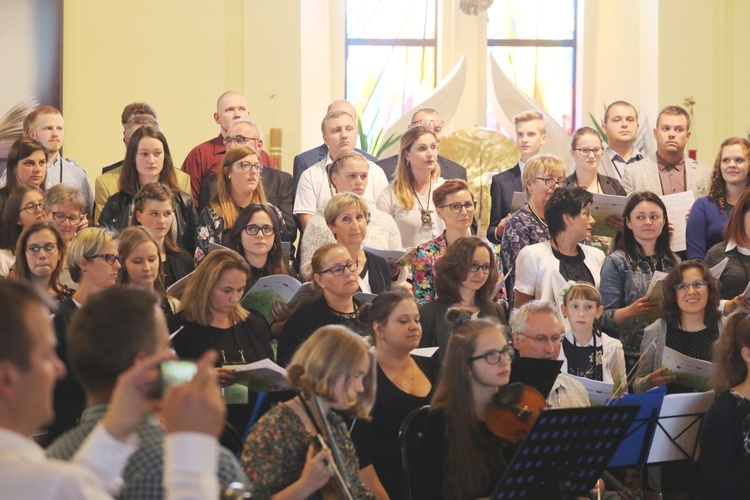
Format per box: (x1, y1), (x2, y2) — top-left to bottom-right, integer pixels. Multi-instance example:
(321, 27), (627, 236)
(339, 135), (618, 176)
(661, 261), (721, 328)
(707, 137), (750, 213)
(434, 236), (498, 306)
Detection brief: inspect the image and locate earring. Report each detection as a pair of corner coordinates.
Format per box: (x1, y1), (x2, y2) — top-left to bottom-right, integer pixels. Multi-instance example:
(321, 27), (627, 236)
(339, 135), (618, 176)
(405, 159), (410, 167)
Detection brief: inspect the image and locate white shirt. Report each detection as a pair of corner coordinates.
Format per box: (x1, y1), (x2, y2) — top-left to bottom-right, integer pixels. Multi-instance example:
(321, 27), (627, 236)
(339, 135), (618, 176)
(293, 155), (389, 215)
(376, 177), (446, 249)
(0, 424), (219, 500)
(0, 249), (15, 278)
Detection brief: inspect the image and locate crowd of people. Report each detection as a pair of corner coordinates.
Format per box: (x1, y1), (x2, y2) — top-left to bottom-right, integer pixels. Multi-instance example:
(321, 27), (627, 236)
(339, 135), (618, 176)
(0, 94), (749, 499)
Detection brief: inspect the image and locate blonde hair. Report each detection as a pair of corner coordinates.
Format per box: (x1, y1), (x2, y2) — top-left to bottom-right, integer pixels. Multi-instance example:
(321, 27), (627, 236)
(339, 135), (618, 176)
(287, 325), (376, 418)
(42, 184), (85, 213)
(67, 228), (116, 284)
(117, 226), (165, 294)
(513, 110), (546, 134)
(180, 249), (249, 325)
(323, 193), (369, 227)
(521, 154), (566, 197)
(211, 146), (266, 230)
(393, 126), (440, 210)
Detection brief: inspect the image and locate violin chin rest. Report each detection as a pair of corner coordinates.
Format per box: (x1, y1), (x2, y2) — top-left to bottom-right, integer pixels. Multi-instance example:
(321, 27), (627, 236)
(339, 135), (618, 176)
(496, 382), (526, 405)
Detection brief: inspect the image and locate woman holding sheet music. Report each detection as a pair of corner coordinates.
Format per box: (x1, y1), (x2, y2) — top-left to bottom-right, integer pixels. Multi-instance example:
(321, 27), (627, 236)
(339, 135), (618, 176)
(168, 249), (274, 436)
(704, 188), (750, 300)
(698, 311), (750, 499)
(600, 192), (679, 373)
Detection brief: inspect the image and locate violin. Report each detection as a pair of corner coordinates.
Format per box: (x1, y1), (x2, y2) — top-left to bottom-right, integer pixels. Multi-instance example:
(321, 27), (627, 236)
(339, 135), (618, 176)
(485, 382), (550, 444)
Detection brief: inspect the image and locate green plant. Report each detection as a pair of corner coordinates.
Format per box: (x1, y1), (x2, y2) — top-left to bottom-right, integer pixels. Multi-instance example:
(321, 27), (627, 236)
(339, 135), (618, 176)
(357, 120), (402, 158)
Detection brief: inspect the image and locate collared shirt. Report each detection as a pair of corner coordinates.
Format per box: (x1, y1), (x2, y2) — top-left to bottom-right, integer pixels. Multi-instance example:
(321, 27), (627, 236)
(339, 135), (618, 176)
(46, 403), (244, 500)
(656, 153), (686, 194)
(607, 146), (644, 180)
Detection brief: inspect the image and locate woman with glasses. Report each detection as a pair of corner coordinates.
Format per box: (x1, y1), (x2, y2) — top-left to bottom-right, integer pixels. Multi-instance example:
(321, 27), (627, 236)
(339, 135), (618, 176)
(513, 187), (605, 309)
(377, 126), (446, 249)
(168, 249), (274, 437)
(687, 137), (750, 260)
(99, 126), (198, 252)
(43, 184), (88, 288)
(117, 226), (179, 319)
(419, 236), (507, 360)
(13, 222), (73, 301)
(300, 152), (401, 273)
(633, 261), (722, 498)
(277, 243), (364, 367)
(352, 291), (439, 498)
(567, 127), (627, 196)
(130, 183), (195, 288)
(412, 180), (504, 304)
(420, 310), (514, 499)
(0, 137), (47, 222)
(501, 154), (567, 305)
(600, 192), (679, 373)
(705, 188), (750, 300)
(195, 145), (289, 263)
(50, 227), (121, 441)
(0, 185), (46, 276)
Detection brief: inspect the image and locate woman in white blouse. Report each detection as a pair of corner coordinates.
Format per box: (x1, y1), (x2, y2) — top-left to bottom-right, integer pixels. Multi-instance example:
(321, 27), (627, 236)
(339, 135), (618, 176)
(377, 126), (445, 248)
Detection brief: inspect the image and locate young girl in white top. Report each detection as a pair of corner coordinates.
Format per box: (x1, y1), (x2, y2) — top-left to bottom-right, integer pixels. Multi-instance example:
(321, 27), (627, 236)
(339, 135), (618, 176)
(559, 282), (627, 397)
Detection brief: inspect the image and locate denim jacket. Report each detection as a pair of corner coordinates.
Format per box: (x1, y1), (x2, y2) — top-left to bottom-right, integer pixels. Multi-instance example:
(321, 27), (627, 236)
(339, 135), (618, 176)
(600, 250), (676, 357)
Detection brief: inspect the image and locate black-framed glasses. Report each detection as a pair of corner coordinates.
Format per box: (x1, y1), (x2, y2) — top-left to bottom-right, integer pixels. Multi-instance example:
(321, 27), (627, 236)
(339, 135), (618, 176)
(26, 243), (59, 255)
(437, 201), (477, 214)
(244, 224), (274, 236)
(50, 211), (84, 225)
(574, 147), (603, 156)
(520, 332), (563, 345)
(411, 119), (445, 131)
(88, 253), (121, 265)
(535, 177), (567, 188)
(469, 263), (491, 274)
(469, 346), (515, 364)
(19, 202), (44, 215)
(223, 135), (260, 146)
(318, 260), (358, 277)
(232, 161), (262, 173)
(674, 280), (708, 293)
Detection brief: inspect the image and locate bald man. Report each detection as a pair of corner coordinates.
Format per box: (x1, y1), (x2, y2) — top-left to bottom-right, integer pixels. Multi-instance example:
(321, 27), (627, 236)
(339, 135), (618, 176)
(181, 91), (273, 205)
(292, 99), (378, 191)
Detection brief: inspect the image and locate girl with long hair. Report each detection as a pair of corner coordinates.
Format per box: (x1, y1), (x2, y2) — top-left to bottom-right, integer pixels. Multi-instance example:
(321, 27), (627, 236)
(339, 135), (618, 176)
(0, 185), (46, 276)
(704, 188), (750, 299)
(0, 137), (47, 222)
(13, 222), (73, 302)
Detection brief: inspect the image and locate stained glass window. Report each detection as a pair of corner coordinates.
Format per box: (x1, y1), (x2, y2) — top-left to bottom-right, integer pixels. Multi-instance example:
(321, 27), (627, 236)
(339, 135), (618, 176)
(487, 0), (577, 133)
(345, 0), (437, 156)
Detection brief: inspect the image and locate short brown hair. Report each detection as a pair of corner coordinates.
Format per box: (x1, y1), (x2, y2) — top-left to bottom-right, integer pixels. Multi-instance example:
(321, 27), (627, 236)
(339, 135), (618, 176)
(121, 102), (157, 127)
(603, 101), (638, 123)
(432, 179), (472, 207)
(0, 278), (48, 371)
(656, 105), (691, 130)
(22, 106), (60, 134)
(435, 236), (498, 306)
(321, 110), (355, 135)
(43, 184), (86, 213)
(287, 325), (376, 418)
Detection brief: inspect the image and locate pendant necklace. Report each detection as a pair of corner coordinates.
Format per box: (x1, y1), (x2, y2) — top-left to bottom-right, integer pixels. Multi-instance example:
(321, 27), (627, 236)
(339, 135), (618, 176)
(413, 178), (434, 226)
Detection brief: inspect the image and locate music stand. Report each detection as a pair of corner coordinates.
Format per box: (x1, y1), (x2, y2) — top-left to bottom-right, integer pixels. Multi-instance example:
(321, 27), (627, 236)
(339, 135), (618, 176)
(606, 386), (666, 468)
(491, 405), (639, 499)
(646, 391), (715, 464)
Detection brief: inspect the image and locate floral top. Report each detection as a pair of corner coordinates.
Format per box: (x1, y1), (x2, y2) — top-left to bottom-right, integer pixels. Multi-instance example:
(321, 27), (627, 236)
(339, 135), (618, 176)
(500, 207), (550, 304)
(241, 404), (373, 499)
(411, 231), (506, 304)
(194, 203), (289, 263)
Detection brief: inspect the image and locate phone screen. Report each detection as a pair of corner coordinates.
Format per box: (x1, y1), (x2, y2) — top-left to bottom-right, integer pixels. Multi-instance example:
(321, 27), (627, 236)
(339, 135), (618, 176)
(159, 360), (197, 396)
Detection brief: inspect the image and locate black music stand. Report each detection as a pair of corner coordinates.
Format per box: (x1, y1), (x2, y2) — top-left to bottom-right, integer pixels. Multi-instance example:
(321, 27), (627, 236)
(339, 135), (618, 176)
(606, 386), (666, 468)
(490, 405), (638, 499)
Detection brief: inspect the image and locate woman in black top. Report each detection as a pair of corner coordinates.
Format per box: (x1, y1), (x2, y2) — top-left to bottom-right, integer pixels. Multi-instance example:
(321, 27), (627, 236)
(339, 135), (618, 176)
(420, 310), (514, 499)
(277, 243), (363, 367)
(705, 188), (750, 300)
(168, 249), (274, 435)
(130, 182), (195, 288)
(353, 291), (439, 498)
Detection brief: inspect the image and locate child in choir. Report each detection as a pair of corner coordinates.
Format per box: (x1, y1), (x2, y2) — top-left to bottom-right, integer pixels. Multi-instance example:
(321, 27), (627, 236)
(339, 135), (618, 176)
(559, 282), (627, 396)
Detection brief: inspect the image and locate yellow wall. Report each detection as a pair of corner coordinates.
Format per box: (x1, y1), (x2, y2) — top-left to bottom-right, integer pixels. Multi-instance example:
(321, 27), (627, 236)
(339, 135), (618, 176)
(62, 0), (750, 183)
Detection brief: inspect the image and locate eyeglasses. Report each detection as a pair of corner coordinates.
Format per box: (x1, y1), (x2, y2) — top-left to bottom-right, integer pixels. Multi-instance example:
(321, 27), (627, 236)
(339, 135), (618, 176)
(469, 263), (492, 274)
(50, 211), (84, 225)
(244, 224), (274, 236)
(318, 260), (358, 277)
(26, 243), (59, 255)
(411, 119), (445, 132)
(437, 201), (477, 214)
(536, 177), (567, 188)
(520, 332), (563, 345)
(223, 135), (260, 146)
(88, 254), (121, 265)
(674, 280), (708, 293)
(468, 346), (515, 365)
(19, 202), (44, 215)
(574, 147), (603, 156)
(232, 161), (263, 173)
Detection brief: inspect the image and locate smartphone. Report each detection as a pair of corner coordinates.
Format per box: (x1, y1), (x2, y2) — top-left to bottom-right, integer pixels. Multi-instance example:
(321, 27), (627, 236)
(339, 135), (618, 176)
(159, 359), (197, 396)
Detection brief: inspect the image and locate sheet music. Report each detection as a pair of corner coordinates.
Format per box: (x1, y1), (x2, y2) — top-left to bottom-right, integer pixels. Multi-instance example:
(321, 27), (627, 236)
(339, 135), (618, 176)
(647, 391), (715, 463)
(411, 347), (438, 358)
(510, 192), (526, 213)
(363, 246), (415, 266)
(709, 257), (729, 279)
(588, 192), (629, 238)
(660, 191), (695, 253)
(568, 374), (614, 406)
(661, 346), (713, 392)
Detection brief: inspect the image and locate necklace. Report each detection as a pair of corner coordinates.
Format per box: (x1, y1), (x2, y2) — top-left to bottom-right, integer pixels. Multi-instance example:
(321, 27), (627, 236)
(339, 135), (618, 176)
(413, 178), (433, 226)
(385, 358), (416, 393)
(527, 203), (548, 228)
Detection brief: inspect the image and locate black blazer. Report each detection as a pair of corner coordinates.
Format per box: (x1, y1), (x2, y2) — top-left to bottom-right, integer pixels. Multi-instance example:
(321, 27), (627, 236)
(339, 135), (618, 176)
(487, 164), (523, 244)
(565, 172), (627, 196)
(164, 249), (195, 289)
(376, 154), (467, 183)
(364, 250), (391, 294)
(198, 166), (297, 244)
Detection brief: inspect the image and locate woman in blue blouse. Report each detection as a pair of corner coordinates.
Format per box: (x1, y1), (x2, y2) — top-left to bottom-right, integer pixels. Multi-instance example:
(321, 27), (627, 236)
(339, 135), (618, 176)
(686, 137), (750, 260)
